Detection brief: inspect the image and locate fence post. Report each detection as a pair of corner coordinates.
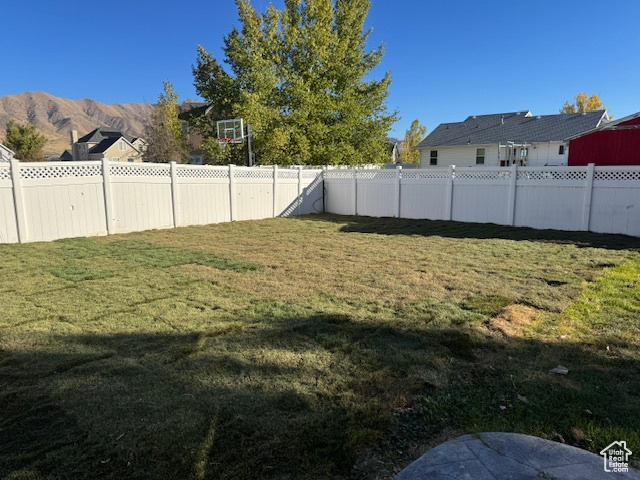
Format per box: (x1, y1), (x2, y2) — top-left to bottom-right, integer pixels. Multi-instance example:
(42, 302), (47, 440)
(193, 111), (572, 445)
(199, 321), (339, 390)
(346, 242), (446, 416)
(395, 166), (402, 218)
(506, 162), (518, 226)
(101, 158), (115, 235)
(444, 165), (455, 220)
(272, 165), (278, 218)
(229, 164), (236, 221)
(9, 159), (27, 243)
(353, 168), (358, 215)
(582, 163), (595, 231)
(297, 166), (303, 215)
(170, 161), (179, 228)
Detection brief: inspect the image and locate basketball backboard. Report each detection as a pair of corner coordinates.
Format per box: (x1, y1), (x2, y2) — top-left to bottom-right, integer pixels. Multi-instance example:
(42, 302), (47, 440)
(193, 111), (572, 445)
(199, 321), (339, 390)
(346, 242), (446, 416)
(216, 119), (244, 144)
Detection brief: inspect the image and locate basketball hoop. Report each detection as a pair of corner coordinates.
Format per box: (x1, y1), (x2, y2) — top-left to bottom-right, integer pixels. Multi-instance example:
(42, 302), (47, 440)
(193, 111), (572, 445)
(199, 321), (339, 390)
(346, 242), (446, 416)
(217, 138), (233, 151)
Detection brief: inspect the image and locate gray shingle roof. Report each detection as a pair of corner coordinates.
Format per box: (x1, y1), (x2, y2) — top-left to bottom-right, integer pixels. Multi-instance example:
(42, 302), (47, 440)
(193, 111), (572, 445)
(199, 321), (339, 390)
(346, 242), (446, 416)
(88, 137), (120, 154)
(77, 128), (132, 144)
(59, 149), (73, 161)
(417, 110), (606, 148)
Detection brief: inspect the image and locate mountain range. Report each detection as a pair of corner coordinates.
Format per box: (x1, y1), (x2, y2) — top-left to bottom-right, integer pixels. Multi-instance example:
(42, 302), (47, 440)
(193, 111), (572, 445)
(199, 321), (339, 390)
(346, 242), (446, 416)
(0, 92), (154, 155)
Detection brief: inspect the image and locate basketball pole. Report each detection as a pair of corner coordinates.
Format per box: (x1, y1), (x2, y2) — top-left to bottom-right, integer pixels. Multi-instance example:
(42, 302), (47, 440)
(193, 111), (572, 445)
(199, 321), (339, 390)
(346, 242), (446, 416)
(246, 124), (253, 167)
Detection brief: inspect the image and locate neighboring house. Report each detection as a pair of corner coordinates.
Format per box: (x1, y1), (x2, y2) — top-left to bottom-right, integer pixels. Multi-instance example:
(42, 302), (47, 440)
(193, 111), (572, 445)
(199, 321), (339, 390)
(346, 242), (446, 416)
(0, 143), (15, 162)
(59, 150), (73, 161)
(177, 102), (216, 165)
(68, 128), (143, 162)
(568, 112), (640, 166)
(416, 110), (608, 168)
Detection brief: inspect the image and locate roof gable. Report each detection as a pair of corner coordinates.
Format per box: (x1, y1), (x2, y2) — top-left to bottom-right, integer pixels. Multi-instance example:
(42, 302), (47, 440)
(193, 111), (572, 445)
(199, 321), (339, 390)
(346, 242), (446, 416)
(88, 136), (139, 155)
(417, 110), (606, 148)
(77, 128), (131, 144)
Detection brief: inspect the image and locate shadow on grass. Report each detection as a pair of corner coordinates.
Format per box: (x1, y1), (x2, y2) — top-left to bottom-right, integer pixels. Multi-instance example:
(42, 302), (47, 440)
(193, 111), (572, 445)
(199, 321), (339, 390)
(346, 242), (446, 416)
(1, 313), (639, 480)
(303, 214), (640, 251)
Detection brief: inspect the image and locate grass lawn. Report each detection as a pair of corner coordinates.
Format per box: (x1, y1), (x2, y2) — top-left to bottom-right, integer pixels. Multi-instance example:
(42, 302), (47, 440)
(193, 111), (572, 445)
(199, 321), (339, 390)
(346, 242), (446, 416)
(1, 215), (639, 479)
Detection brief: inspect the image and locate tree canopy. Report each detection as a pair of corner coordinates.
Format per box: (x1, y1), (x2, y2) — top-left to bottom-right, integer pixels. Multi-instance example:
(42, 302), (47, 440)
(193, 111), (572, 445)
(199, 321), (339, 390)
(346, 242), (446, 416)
(4, 120), (47, 162)
(399, 119), (427, 164)
(560, 93), (607, 114)
(193, 0), (397, 166)
(144, 81), (190, 163)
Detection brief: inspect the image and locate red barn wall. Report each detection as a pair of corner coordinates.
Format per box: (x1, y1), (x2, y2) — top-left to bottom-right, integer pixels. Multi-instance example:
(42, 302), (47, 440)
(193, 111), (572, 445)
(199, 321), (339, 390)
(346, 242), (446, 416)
(568, 129), (640, 166)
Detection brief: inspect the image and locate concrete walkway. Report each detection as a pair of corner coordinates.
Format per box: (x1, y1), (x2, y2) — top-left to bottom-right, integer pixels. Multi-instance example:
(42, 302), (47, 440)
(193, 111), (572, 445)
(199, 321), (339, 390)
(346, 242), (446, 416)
(396, 432), (640, 480)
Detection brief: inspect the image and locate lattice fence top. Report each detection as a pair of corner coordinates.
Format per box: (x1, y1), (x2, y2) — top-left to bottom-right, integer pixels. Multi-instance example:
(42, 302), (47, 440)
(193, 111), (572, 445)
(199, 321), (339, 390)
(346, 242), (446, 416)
(176, 167), (229, 179)
(402, 170), (451, 180)
(302, 170), (322, 179)
(233, 169), (274, 179)
(455, 170), (510, 180)
(110, 164), (170, 177)
(20, 163), (102, 179)
(0, 165), (10, 181)
(517, 170), (587, 181)
(277, 170), (299, 180)
(594, 169), (640, 181)
(355, 170), (397, 180)
(324, 170), (355, 179)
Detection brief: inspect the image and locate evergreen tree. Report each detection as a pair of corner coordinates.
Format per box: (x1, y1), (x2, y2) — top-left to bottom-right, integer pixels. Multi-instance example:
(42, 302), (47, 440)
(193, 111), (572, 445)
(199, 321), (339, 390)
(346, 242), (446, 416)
(193, 0), (396, 165)
(4, 120), (47, 161)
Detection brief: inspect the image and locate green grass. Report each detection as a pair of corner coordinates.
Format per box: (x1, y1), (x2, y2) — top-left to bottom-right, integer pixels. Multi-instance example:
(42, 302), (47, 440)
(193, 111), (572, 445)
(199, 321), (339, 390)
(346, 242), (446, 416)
(0, 215), (638, 480)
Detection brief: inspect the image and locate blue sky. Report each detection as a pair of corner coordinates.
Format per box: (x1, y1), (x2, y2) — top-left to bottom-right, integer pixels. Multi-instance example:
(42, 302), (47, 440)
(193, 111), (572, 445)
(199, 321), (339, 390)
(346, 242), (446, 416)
(1, 0), (638, 137)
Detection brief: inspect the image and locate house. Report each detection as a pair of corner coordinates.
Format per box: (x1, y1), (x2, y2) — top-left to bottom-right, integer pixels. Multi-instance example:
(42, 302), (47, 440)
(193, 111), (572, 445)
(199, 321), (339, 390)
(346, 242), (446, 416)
(177, 102), (216, 164)
(59, 150), (73, 161)
(0, 143), (15, 162)
(568, 112), (640, 166)
(416, 110), (608, 168)
(68, 128), (143, 162)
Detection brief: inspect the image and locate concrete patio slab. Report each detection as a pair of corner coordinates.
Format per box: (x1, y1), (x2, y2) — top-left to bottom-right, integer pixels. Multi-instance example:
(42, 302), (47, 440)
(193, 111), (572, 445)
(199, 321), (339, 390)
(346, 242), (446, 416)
(396, 432), (640, 480)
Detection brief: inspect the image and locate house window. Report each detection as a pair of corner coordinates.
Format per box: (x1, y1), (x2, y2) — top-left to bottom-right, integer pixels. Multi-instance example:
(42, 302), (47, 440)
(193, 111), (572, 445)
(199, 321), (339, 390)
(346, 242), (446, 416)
(127, 157), (134, 163)
(112, 157), (120, 162)
(119, 141), (126, 151)
(558, 145), (565, 155)
(476, 148), (485, 165)
(430, 150), (438, 166)
(190, 155), (203, 165)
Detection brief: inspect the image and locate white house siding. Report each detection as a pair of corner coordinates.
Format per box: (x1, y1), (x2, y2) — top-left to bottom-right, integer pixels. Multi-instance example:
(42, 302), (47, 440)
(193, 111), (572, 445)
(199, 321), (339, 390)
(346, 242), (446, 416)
(420, 142), (569, 168)
(527, 142), (568, 166)
(419, 145), (500, 168)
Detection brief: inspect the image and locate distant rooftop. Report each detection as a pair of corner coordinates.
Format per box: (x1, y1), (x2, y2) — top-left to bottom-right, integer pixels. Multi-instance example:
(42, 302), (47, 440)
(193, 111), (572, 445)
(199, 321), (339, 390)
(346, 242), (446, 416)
(417, 110), (608, 148)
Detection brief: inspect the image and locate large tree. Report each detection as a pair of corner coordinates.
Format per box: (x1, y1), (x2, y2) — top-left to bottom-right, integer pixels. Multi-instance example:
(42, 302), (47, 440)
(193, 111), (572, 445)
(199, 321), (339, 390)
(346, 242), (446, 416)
(399, 119), (427, 164)
(144, 81), (190, 163)
(193, 0), (397, 166)
(560, 92), (607, 114)
(4, 120), (47, 161)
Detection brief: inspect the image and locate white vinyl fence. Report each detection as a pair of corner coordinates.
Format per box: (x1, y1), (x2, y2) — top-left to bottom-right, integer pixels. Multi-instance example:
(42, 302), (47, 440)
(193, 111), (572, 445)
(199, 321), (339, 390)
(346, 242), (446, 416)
(324, 164), (640, 237)
(0, 160), (323, 244)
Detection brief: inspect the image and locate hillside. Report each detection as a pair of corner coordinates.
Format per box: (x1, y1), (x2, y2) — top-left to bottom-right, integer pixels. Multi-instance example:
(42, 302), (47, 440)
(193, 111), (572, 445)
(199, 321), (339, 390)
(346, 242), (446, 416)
(0, 92), (154, 155)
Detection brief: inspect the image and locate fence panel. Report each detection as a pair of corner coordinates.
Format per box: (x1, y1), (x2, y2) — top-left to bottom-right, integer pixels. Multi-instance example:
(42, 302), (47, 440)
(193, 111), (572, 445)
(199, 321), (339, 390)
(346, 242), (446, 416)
(452, 169), (511, 225)
(513, 167), (588, 231)
(0, 164), (18, 243)
(324, 170), (356, 215)
(590, 167), (640, 236)
(109, 163), (174, 234)
(175, 165), (231, 226)
(20, 162), (107, 242)
(400, 170), (449, 219)
(355, 170), (397, 218)
(233, 167), (275, 221)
